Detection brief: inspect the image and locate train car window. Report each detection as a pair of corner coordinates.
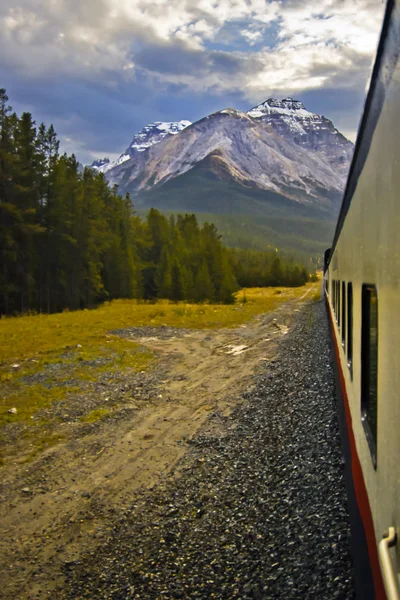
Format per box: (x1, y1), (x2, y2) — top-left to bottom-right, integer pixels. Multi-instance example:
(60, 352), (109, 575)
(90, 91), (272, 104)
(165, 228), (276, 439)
(332, 279), (336, 315)
(347, 283), (353, 377)
(341, 281), (346, 348)
(361, 285), (378, 467)
(334, 281), (338, 319)
(337, 281), (341, 329)
(336, 281), (339, 321)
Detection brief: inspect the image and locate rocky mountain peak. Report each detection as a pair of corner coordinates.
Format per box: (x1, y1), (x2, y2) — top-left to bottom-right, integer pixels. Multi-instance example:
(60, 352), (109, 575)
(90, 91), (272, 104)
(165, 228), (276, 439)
(91, 157), (110, 169)
(127, 120), (192, 154)
(217, 108), (246, 116)
(246, 97), (353, 177)
(90, 154), (130, 175)
(247, 97), (313, 119)
(277, 97), (306, 110)
(90, 121), (192, 175)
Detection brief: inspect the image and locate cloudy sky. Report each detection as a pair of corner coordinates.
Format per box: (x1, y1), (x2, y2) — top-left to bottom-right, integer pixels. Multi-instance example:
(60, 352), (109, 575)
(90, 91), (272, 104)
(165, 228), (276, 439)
(1, 0), (386, 164)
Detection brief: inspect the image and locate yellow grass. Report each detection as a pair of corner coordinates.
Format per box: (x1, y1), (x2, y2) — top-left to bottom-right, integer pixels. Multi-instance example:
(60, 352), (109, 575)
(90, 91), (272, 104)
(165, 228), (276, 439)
(80, 408), (111, 423)
(0, 284), (316, 363)
(0, 283), (317, 433)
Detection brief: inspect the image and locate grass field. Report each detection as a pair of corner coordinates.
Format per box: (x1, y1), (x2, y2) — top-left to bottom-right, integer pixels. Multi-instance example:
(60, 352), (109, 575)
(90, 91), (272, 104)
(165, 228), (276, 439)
(0, 285), (314, 362)
(0, 284), (317, 459)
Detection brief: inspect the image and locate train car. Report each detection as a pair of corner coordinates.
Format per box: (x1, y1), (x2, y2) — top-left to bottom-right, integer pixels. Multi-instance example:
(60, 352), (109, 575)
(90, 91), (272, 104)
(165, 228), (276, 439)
(324, 0), (399, 598)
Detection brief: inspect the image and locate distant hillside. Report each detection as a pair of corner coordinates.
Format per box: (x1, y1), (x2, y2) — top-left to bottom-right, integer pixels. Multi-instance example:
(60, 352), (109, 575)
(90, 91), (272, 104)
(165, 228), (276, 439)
(134, 157), (338, 259)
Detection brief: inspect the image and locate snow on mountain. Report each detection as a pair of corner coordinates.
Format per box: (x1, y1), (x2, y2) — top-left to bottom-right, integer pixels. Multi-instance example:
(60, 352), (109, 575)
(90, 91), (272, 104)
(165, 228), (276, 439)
(90, 121), (192, 174)
(90, 157), (110, 170)
(247, 97), (340, 140)
(247, 97), (318, 138)
(127, 120), (192, 153)
(246, 97), (353, 179)
(90, 154), (130, 174)
(248, 97), (314, 120)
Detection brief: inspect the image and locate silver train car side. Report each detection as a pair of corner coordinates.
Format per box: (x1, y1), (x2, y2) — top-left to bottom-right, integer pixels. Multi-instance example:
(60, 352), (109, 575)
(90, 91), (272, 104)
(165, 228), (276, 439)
(324, 1), (399, 598)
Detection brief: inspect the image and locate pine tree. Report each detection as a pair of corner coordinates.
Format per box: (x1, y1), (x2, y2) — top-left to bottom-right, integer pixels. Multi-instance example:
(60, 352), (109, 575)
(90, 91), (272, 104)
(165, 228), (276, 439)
(0, 89), (16, 314)
(171, 258), (185, 301)
(143, 208), (169, 298)
(182, 266), (195, 302)
(217, 257), (238, 304)
(269, 256), (283, 286)
(155, 248), (172, 299)
(194, 260), (214, 302)
(36, 123), (60, 311)
(12, 112), (46, 311)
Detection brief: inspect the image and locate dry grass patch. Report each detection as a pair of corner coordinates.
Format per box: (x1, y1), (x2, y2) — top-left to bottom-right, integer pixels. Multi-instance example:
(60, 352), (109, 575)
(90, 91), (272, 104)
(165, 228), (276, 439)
(0, 283), (318, 462)
(80, 408), (112, 423)
(0, 283), (316, 364)
(0, 338), (153, 428)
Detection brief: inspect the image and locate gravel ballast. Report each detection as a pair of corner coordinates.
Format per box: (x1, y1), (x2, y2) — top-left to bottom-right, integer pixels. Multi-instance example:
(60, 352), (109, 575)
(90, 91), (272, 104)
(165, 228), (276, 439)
(66, 299), (354, 599)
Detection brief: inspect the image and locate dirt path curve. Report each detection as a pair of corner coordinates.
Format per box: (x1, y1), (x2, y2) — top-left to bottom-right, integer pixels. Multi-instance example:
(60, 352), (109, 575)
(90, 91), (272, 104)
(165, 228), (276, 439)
(0, 288), (314, 599)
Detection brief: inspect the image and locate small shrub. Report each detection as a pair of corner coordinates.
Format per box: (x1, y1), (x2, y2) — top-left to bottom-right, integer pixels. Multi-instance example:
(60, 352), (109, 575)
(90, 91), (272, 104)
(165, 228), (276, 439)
(80, 408), (111, 423)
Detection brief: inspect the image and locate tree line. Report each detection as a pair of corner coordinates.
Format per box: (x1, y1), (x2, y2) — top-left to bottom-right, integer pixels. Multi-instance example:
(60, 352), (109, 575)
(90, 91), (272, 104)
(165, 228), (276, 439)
(0, 89), (311, 316)
(230, 248), (310, 288)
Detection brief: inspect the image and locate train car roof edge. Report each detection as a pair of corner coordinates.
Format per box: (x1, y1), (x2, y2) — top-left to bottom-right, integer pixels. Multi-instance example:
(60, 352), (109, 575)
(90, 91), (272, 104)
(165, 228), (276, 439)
(327, 0), (397, 265)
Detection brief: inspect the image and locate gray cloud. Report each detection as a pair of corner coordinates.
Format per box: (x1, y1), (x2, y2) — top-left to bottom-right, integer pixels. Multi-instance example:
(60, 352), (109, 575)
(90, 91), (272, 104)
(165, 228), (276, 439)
(135, 39), (260, 78)
(135, 42), (209, 75)
(210, 52), (244, 73)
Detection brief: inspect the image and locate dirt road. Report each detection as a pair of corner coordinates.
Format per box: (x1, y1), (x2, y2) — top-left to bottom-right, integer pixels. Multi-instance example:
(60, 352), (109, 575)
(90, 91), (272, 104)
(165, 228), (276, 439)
(0, 287), (314, 599)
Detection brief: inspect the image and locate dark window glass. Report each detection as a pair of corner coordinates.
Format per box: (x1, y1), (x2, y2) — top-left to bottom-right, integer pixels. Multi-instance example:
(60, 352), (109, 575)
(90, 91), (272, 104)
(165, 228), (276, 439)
(361, 285), (378, 466)
(334, 281), (337, 317)
(337, 281), (341, 329)
(341, 281), (346, 347)
(332, 280), (336, 313)
(347, 283), (353, 377)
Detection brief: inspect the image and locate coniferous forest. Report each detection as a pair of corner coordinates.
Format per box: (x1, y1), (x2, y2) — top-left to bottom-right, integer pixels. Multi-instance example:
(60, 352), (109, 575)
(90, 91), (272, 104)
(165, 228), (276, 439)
(0, 89), (310, 316)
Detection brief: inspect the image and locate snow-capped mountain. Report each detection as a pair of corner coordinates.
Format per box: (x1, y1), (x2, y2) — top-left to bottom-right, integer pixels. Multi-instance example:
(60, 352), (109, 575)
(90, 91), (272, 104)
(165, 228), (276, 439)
(101, 98), (353, 214)
(247, 97), (353, 179)
(127, 120), (192, 153)
(248, 97), (313, 119)
(91, 157), (110, 169)
(90, 121), (192, 175)
(91, 153), (131, 174)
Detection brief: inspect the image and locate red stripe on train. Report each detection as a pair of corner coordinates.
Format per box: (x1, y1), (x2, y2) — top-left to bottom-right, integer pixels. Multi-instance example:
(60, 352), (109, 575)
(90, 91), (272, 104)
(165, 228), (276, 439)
(327, 303), (386, 600)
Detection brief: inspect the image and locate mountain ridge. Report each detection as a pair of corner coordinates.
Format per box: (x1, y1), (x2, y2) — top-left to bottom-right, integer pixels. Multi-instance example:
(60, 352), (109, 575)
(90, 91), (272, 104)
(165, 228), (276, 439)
(89, 97), (353, 256)
(93, 97), (352, 206)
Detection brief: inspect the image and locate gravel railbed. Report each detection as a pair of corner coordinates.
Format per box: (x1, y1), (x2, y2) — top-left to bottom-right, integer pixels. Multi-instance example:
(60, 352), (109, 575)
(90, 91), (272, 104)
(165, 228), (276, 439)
(65, 300), (354, 599)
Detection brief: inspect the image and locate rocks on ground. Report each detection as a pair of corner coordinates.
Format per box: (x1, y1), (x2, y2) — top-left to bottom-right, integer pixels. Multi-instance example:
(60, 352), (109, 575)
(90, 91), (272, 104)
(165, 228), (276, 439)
(65, 300), (355, 599)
